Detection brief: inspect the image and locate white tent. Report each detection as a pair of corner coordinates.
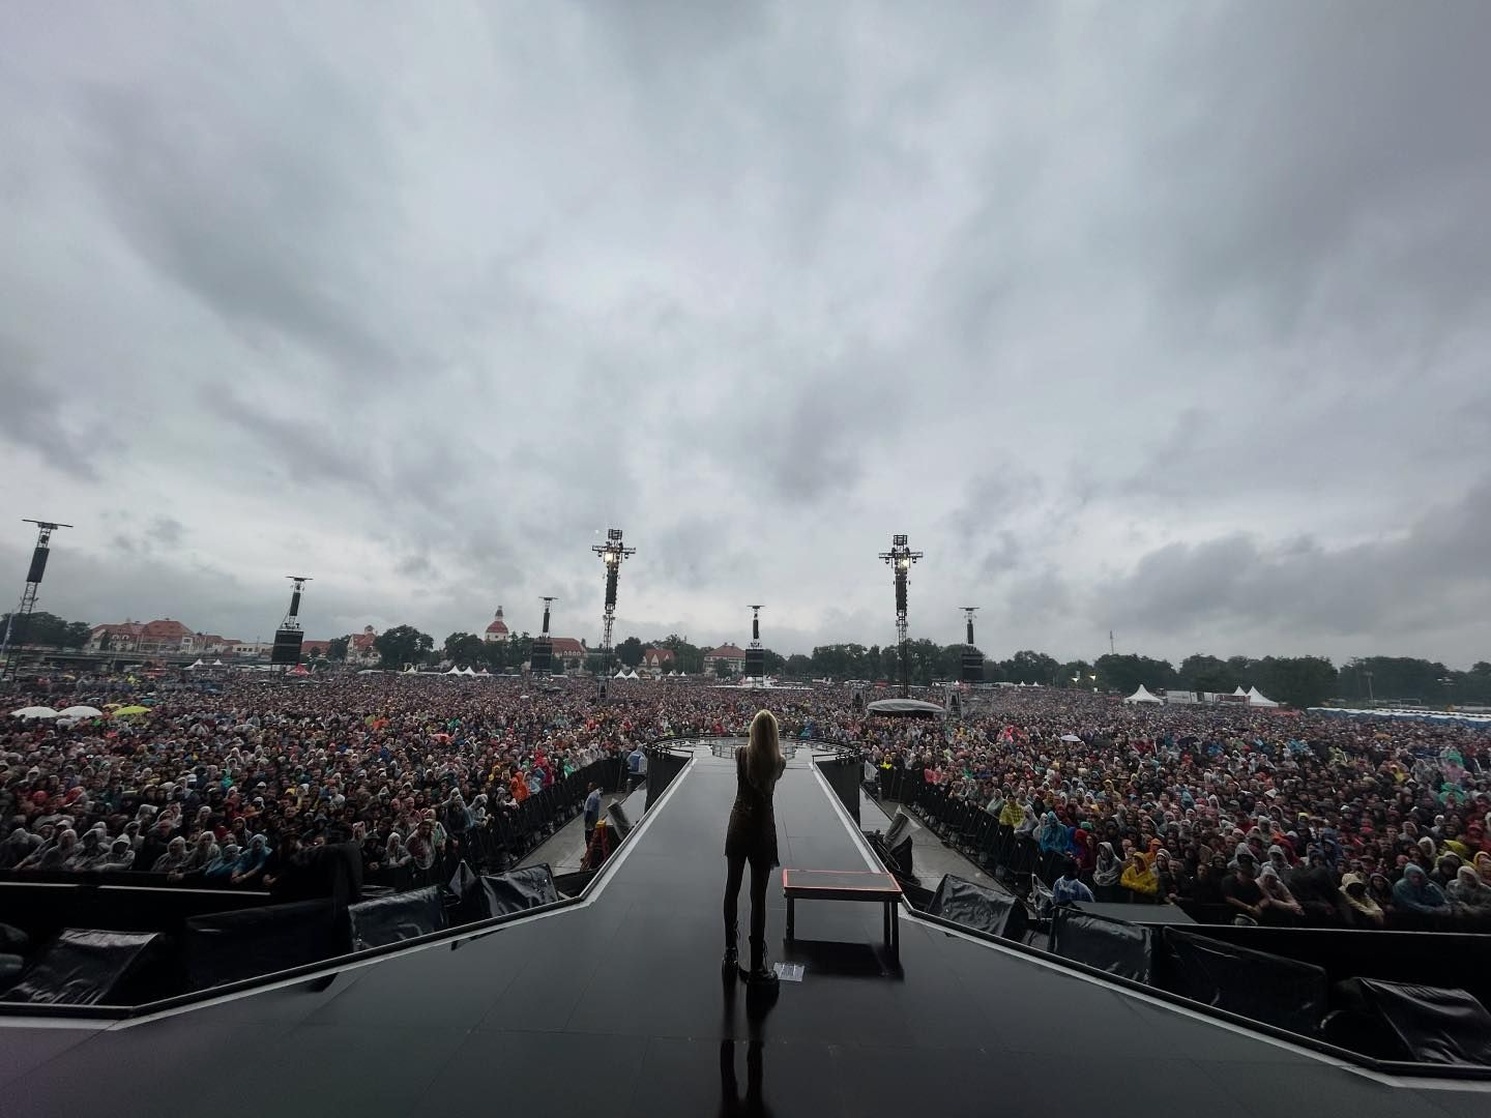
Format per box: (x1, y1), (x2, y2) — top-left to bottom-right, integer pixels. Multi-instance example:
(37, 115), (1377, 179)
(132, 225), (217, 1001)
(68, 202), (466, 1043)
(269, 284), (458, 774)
(626, 669), (641, 680)
(212, 659), (225, 666)
(614, 669), (628, 679)
(476, 668), (491, 677)
(10, 706), (60, 719)
(445, 666), (464, 675)
(461, 666), (478, 677)
(1246, 686), (1280, 708)
(1233, 685), (1249, 696)
(186, 659), (206, 670)
(1123, 685), (1163, 704)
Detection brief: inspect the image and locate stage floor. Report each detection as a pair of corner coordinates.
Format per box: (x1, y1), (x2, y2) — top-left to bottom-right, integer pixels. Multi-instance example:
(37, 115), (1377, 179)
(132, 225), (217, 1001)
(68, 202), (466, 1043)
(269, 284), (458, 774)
(0, 747), (1485, 1116)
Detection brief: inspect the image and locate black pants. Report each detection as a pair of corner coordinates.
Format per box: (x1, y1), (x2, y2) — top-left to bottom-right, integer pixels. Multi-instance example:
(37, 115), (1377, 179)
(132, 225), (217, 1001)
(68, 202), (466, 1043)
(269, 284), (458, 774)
(723, 854), (769, 948)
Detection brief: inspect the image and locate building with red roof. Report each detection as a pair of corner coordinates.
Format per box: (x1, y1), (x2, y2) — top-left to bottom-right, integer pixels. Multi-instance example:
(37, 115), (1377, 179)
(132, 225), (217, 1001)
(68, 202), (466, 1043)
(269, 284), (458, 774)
(86, 621), (144, 653)
(135, 619), (196, 654)
(704, 644), (748, 675)
(484, 606), (511, 643)
(642, 647), (676, 676)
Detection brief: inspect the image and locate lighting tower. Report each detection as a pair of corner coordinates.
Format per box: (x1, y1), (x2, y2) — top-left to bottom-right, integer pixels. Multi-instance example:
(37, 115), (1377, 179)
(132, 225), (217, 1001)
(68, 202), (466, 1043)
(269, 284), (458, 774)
(592, 528), (636, 681)
(960, 606), (984, 684)
(745, 605), (765, 681)
(531, 597), (557, 674)
(271, 576), (312, 669)
(878, 533), (923, 697)
(1, 519), (72, 683)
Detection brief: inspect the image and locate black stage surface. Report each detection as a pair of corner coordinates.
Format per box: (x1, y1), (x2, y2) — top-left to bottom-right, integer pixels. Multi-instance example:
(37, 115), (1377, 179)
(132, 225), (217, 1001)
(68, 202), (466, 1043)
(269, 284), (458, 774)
(1, 749), (1486, 1116)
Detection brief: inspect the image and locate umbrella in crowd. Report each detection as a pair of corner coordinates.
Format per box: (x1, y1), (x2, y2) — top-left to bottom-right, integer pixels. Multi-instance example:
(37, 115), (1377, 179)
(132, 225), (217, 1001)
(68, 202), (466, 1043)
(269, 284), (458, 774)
(57, 705), (104, 718)
(111, 705), (151, 717)
(9, 706), (59, 720)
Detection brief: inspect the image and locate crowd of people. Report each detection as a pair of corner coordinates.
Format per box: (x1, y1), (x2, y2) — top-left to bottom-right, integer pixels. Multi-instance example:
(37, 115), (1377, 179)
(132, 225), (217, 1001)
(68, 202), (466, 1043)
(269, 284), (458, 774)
(865, 689), (1491, 928)
(2, 672), (1489, 929)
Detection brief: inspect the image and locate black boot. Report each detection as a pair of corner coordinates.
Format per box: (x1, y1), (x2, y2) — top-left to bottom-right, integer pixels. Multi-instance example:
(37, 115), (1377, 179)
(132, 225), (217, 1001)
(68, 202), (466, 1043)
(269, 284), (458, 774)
(723, 922), (739, 973)
(740, 937), (778, 986)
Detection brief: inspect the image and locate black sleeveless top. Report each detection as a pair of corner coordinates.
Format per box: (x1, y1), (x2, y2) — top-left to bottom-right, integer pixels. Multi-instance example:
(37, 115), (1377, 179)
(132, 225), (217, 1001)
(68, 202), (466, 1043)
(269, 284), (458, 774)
(724, 747), (784, 865)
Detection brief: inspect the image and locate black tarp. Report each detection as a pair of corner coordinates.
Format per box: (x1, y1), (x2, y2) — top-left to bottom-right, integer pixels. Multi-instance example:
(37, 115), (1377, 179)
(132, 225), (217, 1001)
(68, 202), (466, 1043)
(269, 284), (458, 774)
(1, 930), (166, 1006)
(476, 864), (560, 920)
(1049, 909), (1154, 984)
(606, 801), (633, 839)
(929, 874), (1026, 940)
(1178, 925), (1491, 1009)
(646, 748), (690, 809)
(346, 887), (446, 951)
(1327, 979), (1491, 1066)
(448, 860), (482, 923)
(815, 756), (861, 824)
(1159, 928), (1327, 1037)
(185, 899), (350, 991)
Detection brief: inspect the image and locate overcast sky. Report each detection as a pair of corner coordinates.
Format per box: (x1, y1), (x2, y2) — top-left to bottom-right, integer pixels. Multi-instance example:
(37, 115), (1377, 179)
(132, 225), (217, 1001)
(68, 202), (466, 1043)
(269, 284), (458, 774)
(1, 3), (1488, 666)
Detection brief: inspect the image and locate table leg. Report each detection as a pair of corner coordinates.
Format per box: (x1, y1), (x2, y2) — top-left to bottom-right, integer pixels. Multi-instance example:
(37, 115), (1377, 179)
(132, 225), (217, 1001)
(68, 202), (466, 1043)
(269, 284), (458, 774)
(786, 896), (795, 941)
(891, 902), (899, 960)
(883, 900), (891, 948)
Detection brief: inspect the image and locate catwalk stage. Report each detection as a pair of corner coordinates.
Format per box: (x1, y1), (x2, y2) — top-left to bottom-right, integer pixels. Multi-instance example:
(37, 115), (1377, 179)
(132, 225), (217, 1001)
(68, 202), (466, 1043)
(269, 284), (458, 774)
(0, 747), (1484, 1117)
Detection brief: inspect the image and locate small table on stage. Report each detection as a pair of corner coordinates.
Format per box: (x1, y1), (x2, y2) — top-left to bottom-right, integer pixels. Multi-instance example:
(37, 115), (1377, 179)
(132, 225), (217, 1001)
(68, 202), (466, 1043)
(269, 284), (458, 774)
(782, 868), (903, 960)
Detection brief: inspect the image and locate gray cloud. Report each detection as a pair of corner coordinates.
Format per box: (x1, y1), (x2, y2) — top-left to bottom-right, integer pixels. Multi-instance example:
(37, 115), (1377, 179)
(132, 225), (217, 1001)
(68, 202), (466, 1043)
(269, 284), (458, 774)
(1, 3), (1487, 666)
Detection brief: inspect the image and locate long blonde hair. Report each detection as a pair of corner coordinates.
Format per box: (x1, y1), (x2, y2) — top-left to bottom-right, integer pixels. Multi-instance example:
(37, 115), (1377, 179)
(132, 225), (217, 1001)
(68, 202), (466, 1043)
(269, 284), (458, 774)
(745, 709), (784, 792)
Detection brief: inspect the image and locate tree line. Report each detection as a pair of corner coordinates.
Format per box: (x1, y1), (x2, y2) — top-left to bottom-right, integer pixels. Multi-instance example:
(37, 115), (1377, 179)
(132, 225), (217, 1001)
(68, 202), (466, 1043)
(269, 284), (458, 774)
(0, 612), (92, 649)
(315, 620), (1489, 711)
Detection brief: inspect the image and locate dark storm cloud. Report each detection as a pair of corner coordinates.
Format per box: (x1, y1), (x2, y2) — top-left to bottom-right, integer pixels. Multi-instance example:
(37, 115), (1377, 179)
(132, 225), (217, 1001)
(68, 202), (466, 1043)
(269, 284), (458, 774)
(1097, 477), (1491, 654)
(1, 3), (1488, 664)
(1133, 4), (1491, 332)
(649, 515), (752, 591)
(0, 336), (106, 480)
(76, 67), (408, 380)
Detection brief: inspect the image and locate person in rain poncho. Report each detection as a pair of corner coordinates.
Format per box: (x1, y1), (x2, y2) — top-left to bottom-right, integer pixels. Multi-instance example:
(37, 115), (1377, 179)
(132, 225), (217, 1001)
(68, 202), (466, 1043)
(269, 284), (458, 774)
(1392, 863), (1450, 916)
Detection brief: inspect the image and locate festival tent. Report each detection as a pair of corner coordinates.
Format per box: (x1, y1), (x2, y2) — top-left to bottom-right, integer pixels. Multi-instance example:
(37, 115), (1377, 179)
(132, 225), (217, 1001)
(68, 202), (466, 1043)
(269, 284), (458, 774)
(1234, 686), (1249, 696)
(10, 706), (59, 719)
(1124, 685), (1163, 704)
(1246, 686), (1280, 708)
(186, 659), (206, 671)
(614, 669), (629, 679)
(212, 659), (225, 666)
(461, 666), (478, 677)
(866, 698), (945, 719)
(476, 668), (491, 677)
(58, 705), (103, 718)
(444, 666), (464, 676)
